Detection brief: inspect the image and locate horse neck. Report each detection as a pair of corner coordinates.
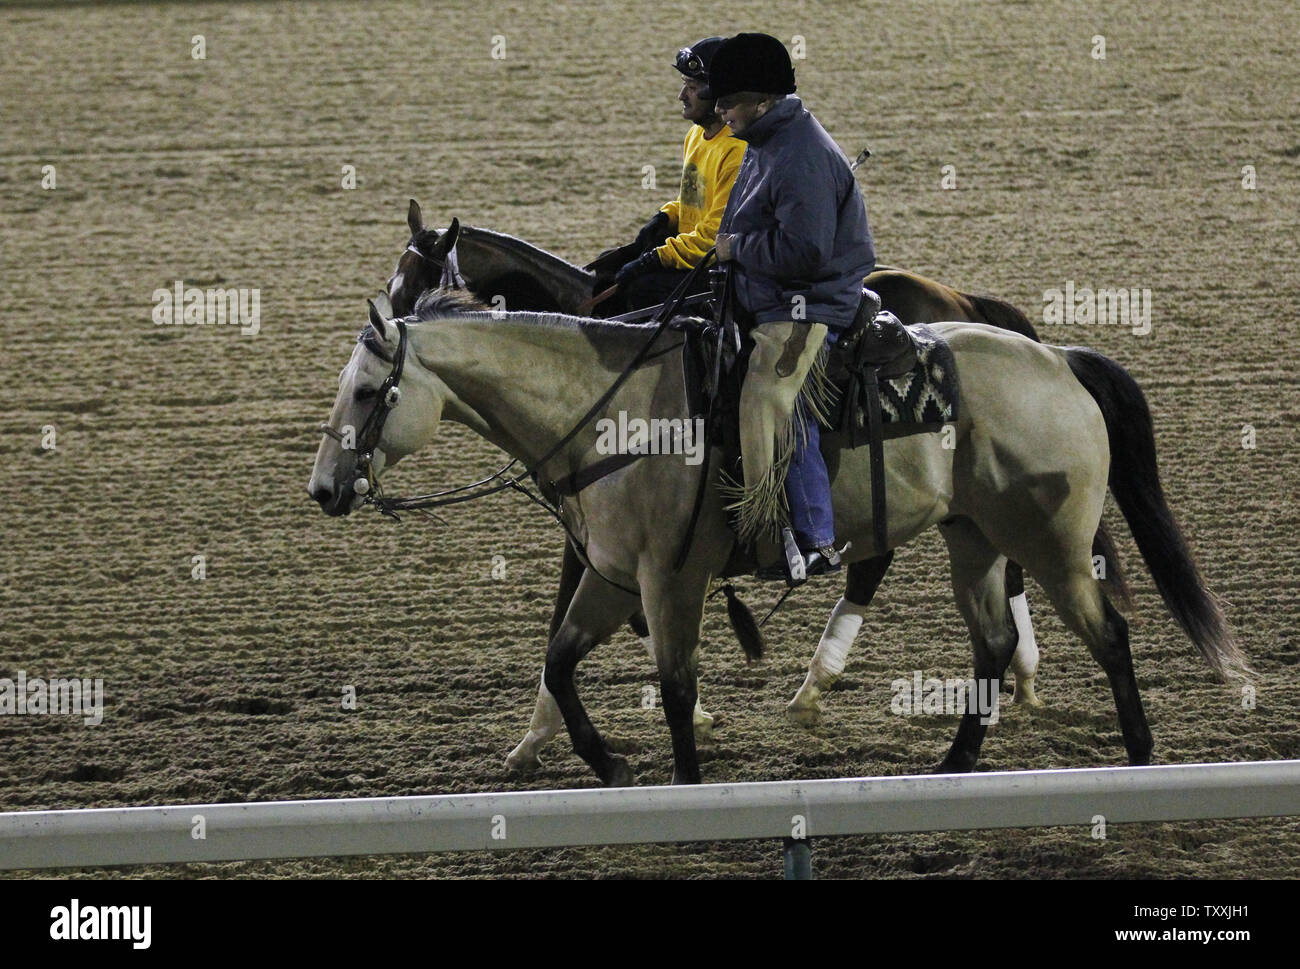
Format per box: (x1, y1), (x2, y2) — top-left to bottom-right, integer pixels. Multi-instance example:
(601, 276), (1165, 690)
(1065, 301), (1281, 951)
(457, 228), (593, 313)
(409, 314), (666, 475)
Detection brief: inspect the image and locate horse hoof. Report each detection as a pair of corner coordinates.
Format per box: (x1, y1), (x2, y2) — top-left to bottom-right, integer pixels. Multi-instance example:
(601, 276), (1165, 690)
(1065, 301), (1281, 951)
(1013, 676), (1045, 707)
(604, 755), (635, 788)
(785, 702), (823, 729)
(504, 746), (542, 773)
(928, 757), (974, 775)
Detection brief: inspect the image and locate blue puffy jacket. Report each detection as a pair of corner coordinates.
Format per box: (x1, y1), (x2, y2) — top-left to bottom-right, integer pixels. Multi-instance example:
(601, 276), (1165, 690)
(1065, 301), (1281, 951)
(719, 96), (875, 329)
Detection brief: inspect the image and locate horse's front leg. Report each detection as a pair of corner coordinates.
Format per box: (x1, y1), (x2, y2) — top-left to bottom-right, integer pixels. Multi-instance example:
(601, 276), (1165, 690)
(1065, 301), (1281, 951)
(505, 671), (565, 773)
(508, 541), (653, 771)
(788, 552), (894, 726)
(543, 569), (642, 787)
(506, 541), (588, 772)
(642, 575), (710, 785)
(633, 627), (715, 744)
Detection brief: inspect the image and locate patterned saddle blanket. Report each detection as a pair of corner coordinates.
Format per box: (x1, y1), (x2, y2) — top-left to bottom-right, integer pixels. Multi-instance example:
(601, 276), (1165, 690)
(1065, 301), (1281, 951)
(822, 321), (960, 441)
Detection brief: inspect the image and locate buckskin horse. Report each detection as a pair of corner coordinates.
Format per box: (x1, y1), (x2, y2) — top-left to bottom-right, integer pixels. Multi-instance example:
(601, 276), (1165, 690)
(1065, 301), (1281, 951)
(386, 203), (1060, 771)
(308, 290), (1245, 787)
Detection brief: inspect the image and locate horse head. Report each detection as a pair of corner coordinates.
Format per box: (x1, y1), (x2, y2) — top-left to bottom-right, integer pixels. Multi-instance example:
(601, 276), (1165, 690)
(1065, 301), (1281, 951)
(387, 199), (460, 317)
(308, 299), (452, 516)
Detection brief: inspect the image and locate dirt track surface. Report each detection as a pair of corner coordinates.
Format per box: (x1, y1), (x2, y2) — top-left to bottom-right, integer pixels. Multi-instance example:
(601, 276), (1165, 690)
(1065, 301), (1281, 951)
(1, 0), (1298, 879)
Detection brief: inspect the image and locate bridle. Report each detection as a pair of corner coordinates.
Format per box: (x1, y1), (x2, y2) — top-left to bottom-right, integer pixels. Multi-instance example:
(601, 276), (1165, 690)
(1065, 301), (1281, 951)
(318, 319), (409, 507)
(394, 231), (465, 308)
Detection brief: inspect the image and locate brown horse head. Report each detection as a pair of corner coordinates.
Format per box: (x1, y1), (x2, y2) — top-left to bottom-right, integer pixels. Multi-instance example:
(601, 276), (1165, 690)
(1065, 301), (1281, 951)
(387, 199), (460, 317)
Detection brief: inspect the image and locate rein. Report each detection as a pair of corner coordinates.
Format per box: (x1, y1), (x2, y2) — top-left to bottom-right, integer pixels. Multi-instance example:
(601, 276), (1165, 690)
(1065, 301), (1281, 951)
(324, 250), (718, 594)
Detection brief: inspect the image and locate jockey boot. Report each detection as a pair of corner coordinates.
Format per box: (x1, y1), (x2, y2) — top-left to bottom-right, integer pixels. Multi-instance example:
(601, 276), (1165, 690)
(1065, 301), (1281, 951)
(755, 529), (841, 585)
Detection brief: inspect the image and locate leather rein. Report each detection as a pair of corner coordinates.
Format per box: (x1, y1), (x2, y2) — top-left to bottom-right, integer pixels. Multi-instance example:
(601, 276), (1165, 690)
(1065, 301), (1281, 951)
(319, 247), (718, 592)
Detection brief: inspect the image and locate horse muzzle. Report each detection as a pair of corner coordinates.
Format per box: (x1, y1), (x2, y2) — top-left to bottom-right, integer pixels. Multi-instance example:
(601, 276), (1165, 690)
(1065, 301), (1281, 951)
(308, 474), (366, 517)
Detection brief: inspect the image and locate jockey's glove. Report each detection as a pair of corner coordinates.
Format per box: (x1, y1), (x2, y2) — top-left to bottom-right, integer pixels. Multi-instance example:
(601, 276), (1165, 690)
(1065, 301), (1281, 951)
(615, 250), (662, 285)
(634, 211), (673, 252)
(585, 241), (640, 276)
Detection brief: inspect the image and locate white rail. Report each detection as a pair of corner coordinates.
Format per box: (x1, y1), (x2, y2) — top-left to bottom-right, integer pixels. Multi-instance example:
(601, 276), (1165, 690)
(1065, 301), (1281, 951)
(3, 760), (1298, 871)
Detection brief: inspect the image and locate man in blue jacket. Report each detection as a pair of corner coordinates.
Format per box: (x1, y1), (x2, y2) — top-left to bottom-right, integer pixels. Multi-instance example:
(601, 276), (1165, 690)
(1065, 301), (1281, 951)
(708, 32), (876, 580)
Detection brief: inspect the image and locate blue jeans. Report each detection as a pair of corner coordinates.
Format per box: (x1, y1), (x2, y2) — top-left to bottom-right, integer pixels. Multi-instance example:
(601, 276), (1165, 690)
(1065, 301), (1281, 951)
(785, 329), (840, 549)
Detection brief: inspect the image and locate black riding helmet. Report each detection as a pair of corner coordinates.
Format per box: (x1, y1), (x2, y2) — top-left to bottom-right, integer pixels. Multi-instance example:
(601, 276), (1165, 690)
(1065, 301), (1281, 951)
(698, 32), (797, 101)
(673, 36), (725, 83)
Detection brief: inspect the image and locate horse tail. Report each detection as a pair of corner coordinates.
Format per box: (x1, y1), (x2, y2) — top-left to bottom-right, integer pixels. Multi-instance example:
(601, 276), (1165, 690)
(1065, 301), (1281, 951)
(964, 292), (1042, 343)
(720, 585), (764, 661)
(1064, 347), (1247, 680)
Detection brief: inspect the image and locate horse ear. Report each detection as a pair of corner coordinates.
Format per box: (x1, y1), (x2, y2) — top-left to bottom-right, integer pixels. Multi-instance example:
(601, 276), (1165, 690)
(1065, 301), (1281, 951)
(373, 291), (394, 319)
(407, 199), (424, 236)
(367, 299), (389, 341)
(431, 217), (460, 260)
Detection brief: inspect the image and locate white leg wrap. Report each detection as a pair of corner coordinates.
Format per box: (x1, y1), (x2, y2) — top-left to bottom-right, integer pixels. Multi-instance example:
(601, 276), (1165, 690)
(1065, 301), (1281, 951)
(505, 668), (564, 769)
(1007, 592), (1043, 706)
(789, 597), (867, 725)
(809, 597), (867, 685)
(1008, 593), (1038, 677)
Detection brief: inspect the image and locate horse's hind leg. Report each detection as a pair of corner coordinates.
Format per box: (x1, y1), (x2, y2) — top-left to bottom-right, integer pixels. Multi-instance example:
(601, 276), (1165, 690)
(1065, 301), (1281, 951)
(1038, 570), (1153, 765)
(788, 552), (893, 726)
(934, 518), (1020, 773)
(543, 569), (642, 787)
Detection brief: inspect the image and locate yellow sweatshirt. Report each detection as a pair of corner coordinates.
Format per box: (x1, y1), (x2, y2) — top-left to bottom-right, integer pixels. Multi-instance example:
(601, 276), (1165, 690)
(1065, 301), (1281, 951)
(656, 124), (745, 270)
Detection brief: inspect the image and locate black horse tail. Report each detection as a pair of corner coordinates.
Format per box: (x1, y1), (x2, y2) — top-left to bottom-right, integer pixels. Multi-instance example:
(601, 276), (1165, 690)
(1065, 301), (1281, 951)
(965, 292), (1041, 343)
(719, 585), (764, 662)
(1064, 347), (1248, 680)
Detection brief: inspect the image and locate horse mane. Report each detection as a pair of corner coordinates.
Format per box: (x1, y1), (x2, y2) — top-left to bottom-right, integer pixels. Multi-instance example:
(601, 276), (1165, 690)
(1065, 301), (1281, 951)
(409, 286), (678, 362)
(413, 288), (490, 317)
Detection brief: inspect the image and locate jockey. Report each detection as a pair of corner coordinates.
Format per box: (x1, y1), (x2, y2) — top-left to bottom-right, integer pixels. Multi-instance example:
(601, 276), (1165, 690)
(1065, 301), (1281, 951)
(709, 32), (876, 581)
(587, 37), (745, 312)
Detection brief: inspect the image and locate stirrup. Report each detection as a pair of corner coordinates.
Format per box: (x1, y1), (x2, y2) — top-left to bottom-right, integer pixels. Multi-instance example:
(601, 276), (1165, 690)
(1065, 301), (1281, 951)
(755, 530), (841, 585)
(756, 528), (807, 585)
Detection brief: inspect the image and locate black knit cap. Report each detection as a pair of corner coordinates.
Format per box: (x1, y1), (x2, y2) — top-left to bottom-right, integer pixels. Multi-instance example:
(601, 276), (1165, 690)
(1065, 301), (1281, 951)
(673, 36), (725, 82)
(699, 32), (796, 101)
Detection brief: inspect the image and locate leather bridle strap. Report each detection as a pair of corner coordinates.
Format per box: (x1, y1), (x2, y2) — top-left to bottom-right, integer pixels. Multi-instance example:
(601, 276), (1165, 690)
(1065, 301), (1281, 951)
(348, 319), (409, 510)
